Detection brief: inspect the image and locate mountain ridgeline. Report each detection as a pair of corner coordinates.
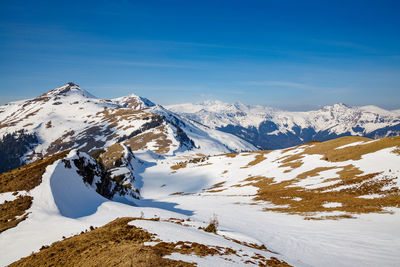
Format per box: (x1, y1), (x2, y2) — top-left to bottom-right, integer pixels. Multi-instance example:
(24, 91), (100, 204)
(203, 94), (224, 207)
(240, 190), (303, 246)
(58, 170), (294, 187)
(167, 101), (400, 149)
(0, 83), (255, 173)
(1, 82), (400, 173)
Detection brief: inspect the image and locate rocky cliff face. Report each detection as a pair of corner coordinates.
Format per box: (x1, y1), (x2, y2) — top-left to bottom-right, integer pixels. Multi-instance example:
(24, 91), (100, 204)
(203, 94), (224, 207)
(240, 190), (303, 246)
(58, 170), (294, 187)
(62, 150), (141, 201)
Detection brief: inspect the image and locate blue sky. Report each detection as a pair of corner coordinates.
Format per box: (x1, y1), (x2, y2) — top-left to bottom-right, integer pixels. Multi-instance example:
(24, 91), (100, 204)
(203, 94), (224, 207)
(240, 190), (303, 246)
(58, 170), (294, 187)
(0, 0), (399, 110)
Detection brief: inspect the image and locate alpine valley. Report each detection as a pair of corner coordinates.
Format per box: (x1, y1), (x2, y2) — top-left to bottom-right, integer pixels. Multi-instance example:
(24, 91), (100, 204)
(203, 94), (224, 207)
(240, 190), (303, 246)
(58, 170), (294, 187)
(1, 83), (400, 267)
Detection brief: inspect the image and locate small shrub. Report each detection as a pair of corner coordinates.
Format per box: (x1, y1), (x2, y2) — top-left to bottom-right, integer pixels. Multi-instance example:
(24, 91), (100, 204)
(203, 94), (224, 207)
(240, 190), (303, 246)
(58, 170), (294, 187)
(204, 213), (219, 234)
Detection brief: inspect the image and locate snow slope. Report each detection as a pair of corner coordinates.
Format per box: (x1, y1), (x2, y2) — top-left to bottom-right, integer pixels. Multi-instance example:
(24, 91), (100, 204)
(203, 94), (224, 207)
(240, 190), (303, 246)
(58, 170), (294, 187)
(0, 150), (290, 266)
(134, 136), (400, 267)
(1, 137), (400, 266)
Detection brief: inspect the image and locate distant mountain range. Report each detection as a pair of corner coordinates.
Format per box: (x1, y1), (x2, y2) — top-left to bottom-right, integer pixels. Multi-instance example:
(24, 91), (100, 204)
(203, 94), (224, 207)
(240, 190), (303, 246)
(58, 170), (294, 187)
(1, 82), (400, 173)
(167, 100), (400, 149)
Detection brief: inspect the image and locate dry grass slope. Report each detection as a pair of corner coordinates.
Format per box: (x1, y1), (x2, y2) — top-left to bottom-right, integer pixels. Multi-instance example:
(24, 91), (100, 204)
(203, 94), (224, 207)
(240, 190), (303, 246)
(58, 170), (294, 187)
(0, 150), (70, 193)
(0, 150), (70, 233)
(278, 136), (400, 171)
(125, 126), (172, 154)
(10, 217), (193, 267)
(239, 137), (400, 219)
(11, 217), (291, 267)
(0, 195), (32, 233)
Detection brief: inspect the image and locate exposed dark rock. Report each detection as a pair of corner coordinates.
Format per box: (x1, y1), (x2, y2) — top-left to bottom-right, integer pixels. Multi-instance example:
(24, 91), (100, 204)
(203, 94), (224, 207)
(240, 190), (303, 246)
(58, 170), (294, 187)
(0, 130), (38, 173)
(69, 152), (139, 200)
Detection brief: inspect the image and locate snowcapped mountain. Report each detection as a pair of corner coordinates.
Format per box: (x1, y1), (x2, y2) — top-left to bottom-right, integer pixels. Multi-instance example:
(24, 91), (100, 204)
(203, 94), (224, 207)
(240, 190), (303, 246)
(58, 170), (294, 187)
(0, 83), (255, 173)
(2, 82), (400, 266)
(167, 101), (400, 149)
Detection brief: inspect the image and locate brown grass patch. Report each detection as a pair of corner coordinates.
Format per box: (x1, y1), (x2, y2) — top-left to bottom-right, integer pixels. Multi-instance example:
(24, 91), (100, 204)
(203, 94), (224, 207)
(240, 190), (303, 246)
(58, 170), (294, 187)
(242, 152), (270, 168)
(220, 152), (238, 158)
(280, 161), (303, 172)
(276, 136), (400, 173)
(239, 155), (400, 218)
(391, 147), (400, 156)
(98, 108), (152, 123)
(305, 214), (355, 220)
(171, 162), (187, 170)
(0, 151), (70, 233)
(296, 167), (336, 179)
(125, 126), (172, 154)
(0, 195), (32, 233)
(283, 136), (399, 162)
(197, 163), (213, 167)
(206, 182), (226, 193)
(10, 217), (193, 267)
(99, 143), (125, 169)
(0, 108), (42, 128)
(246, 168), (400, 217)
(0, 150), (70, 193)
(321, 136), (400, 162)
(11, 217), (291, 266)
(170, 155), (210, 170)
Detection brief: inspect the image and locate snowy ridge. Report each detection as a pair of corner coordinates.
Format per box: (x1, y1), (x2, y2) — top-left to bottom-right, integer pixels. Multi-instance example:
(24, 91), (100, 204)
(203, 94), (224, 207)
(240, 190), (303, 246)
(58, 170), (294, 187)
(149, 105), (257, 154)
(167, 101), (400, 133)
(0, 149), (291, 266)
(0, 83), (256, 171)
(167, 101), (400, 149)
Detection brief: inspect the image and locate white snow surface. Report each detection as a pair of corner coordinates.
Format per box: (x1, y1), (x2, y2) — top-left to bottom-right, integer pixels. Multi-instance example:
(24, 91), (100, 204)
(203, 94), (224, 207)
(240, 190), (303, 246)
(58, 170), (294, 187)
(133, 143), (400, 267)
(1, 145), (400, 266)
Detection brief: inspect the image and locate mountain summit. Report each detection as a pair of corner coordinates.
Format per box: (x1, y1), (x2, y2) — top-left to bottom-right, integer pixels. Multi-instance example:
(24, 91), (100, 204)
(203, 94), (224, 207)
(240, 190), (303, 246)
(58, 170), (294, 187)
(40, 82), (96, 99)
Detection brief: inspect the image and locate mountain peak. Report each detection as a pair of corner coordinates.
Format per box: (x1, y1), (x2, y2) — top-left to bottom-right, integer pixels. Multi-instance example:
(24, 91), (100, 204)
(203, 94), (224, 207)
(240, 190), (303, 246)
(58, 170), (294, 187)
(112, 94), (155, 110)
(40, 82), (96, 99)
(66, 82), (78, 87)
(321, 103), (352, 111)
